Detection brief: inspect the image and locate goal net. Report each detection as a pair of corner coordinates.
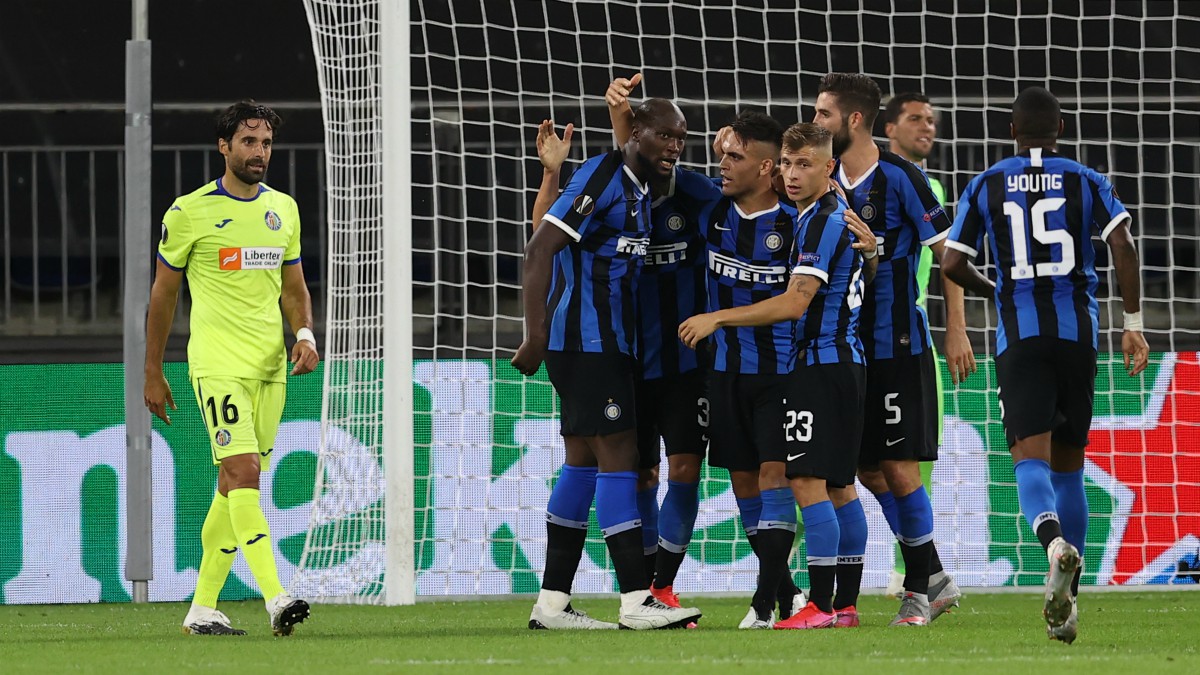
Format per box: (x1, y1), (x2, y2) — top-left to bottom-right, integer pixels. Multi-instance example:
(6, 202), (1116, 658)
(296, 0), (1200, 603)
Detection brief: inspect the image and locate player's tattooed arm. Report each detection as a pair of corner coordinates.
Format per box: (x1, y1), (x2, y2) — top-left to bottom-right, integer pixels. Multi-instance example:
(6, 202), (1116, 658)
(606, 73), (641, 146)
(1107, 220), (1149, 376)
(677, 273), (819, 349)
(531, 120), (575, 232)
(843, 209), (879, 284)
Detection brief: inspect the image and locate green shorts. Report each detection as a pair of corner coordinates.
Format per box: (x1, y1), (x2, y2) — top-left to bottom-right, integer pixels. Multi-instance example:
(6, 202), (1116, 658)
(191, 376), (286, 468)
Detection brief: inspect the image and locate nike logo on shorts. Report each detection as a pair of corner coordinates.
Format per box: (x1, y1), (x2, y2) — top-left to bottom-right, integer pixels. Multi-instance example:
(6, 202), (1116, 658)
(786, 452), (806, 461)
(886, 437), (906, 447)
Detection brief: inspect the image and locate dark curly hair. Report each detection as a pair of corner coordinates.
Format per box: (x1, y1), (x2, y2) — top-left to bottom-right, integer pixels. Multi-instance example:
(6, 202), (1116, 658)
(215, 100), (282, 144)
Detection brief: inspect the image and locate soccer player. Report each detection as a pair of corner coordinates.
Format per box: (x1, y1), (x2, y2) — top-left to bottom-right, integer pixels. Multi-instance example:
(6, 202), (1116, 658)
(603, 74), (710, 612)
(527, 105), (707, 624)
(942, 86), (1149, 644)
(672, 110), (804, 629)
(514, 99), (702, 631)
(874, 91), (949, 598)
(813, 73), (974, 625)
(679, 123), (875, 629)
(144, 101), (315, 636)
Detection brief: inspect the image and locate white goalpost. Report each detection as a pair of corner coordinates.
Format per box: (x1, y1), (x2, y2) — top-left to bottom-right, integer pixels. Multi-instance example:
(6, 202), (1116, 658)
(295, 0), (1200, 603)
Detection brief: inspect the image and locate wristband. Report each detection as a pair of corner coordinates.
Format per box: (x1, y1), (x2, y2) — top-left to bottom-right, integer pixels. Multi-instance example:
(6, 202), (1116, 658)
(1122, 311), (1143, 332)
(862, 247), (878, 260)
(296, 327), (317, 346)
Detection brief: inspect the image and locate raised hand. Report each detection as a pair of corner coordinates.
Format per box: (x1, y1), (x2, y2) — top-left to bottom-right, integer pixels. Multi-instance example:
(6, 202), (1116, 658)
(536, 119), (574, 173)
(605, 72), (643, 108)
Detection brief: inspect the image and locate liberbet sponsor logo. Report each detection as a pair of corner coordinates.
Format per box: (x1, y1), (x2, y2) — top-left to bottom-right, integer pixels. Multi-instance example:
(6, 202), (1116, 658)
(219, 247), (285, 270)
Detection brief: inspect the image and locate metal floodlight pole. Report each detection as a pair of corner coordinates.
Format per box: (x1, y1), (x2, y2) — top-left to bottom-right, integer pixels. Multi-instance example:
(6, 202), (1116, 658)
(124, 0), (153, 604)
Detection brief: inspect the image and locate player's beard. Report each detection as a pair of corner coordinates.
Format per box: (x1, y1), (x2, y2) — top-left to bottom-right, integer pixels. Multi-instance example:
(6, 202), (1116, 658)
(232, 159), (268, 186)
(831, 121), (852, 157)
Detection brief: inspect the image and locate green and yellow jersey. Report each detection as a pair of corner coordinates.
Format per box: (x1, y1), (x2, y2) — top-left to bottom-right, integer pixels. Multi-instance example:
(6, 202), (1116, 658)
(157, 178), (302, 383)
(915, 175), (946, 308)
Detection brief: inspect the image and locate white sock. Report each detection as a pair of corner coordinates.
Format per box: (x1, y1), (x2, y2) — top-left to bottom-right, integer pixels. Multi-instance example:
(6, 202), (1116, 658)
(536, 589), (570, 613)
(620, 589), (651, 614)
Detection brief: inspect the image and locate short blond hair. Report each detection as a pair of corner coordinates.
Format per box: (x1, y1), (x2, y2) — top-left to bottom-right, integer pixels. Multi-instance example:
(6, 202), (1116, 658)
(781, 123), (832, 153)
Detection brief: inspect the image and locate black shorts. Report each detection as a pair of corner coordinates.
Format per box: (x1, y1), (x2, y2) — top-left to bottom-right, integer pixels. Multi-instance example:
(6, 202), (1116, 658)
(707, 370), (790, 473)
(859, 350), (939, 467)
(995, 337), (1097, 448)
(784, 362), (866, 488)
(635, 369), (709, 470)
(544, 350), (637, 437)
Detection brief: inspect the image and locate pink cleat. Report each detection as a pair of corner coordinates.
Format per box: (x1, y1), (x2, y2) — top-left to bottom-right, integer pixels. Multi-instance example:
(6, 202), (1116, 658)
(834, 606), (860, 628)
(774, 601), (836, 630)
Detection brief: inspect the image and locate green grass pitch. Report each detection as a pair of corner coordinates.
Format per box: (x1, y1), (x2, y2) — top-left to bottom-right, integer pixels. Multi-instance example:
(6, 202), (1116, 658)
(1, 593), (1198, 673)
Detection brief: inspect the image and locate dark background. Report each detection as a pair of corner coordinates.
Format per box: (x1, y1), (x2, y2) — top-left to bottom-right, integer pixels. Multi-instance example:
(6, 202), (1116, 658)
(1, 0), (1198, 362)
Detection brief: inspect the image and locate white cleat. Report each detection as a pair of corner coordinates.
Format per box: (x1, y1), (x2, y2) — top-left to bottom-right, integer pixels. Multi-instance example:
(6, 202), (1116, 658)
(182, 605), (246, 636)
(1044, 538), (1081, 628)
(266, 592), (310, 636)
(738, 606), (775, 629)
(1047, 598), (1078, 644)
(528, 603), (618, 630)
(928, 572), (963, 621)
(888, 592), (931, 627)
(619, 595), (702, 630)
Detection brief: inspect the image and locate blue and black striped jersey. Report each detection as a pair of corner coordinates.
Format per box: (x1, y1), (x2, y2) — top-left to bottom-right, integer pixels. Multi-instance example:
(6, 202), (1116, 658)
(946, 148), (1130, 354)
(790, 190), (866, 366)
(543, 150), (651, 356)
(836, 149), (951, 361)
(676, 167), (799, 375)
(636, 178), (707, 380)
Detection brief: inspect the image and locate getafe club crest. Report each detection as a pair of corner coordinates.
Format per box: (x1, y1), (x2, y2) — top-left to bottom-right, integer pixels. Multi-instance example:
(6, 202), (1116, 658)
(764, 232), (784, 252)
(264, 210), (283, 231)
(215, 429), (232, 447)
(859, 203), (877, 221)
(666, 214), (685, 232)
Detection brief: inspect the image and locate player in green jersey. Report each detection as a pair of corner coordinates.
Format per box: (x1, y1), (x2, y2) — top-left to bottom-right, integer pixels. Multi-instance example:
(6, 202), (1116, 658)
(144, 101), (318, 636)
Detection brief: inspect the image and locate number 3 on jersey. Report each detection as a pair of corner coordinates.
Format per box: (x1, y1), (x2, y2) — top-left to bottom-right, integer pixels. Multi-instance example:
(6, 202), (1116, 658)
(1003, 198), (1071, 279)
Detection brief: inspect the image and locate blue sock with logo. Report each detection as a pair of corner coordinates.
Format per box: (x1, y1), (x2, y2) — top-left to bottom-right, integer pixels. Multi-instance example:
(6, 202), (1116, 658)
(1014, 459), (1063, 550)
(875, 490), (902, 537)
(1051, 468), (1088, 553)
(801, 501), (840, 613)
(542, 464), (598, 594)
(636, 486), (660, 553)
(659, 480), (700, 551)
(653, 480), (700, 589)
(833, 499), (868, 609)
(896, 485), (935, 595)
(736, 494), (764, 539)
(547, 465), (597, 526)
(596, 471), (647, 592)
